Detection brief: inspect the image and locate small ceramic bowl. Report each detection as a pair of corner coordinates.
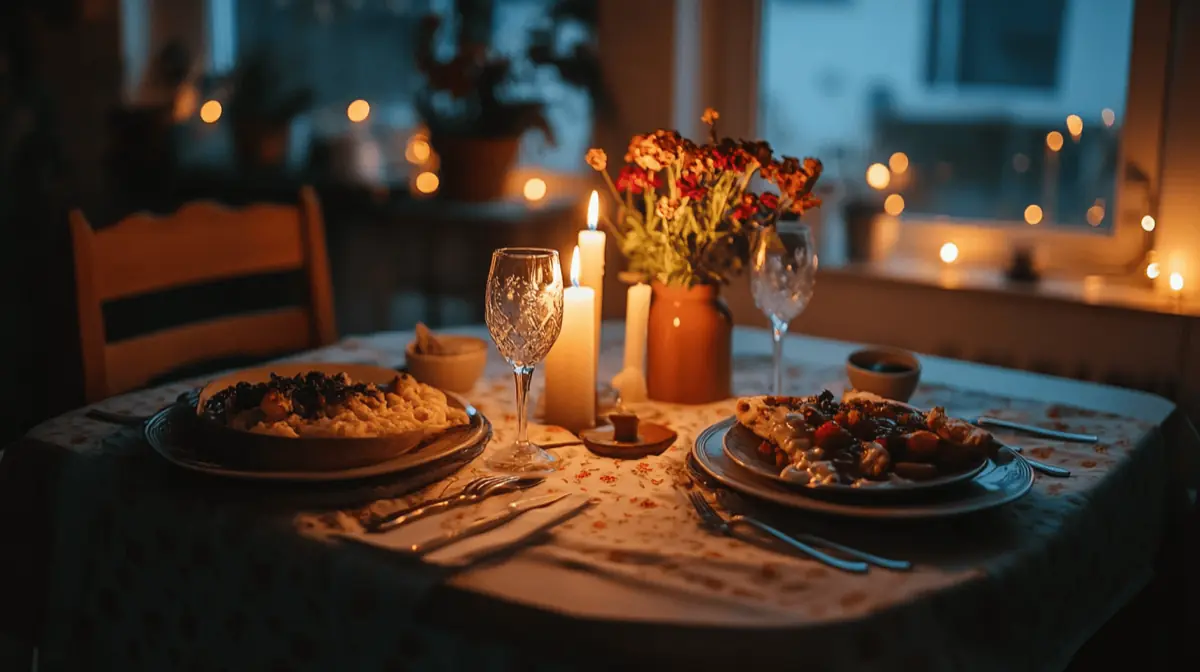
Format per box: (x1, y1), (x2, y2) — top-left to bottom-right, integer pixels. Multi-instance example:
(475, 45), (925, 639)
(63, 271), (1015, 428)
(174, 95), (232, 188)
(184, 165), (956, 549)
(404, 336), (489, 394)
(845, 347), (922, 402)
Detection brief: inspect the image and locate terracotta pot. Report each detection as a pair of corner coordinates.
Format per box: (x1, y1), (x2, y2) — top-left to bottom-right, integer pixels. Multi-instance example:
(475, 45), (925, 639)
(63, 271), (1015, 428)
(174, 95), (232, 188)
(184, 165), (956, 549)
(432, 133), (520, 203)
(646, 282), (733, 404)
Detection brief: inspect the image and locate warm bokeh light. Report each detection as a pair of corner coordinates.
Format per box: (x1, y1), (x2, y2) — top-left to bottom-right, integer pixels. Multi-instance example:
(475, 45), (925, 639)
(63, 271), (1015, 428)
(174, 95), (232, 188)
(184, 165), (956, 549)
(347, 99), (370, 122)
(1146, 262), (1160, 279)
(1141, 215), (1156, 232)
(199, 100), (222, 124)
(888, 152), (909, 174)
(1024, 204), (1044, 225)
(523, 177), (547, 201)
(414, 171), (439, 194)
(939, 242), (959, 264)
(587, 190), (599, 230)
(569, 246), (582, 287)
(1086, 205), (1105, 226)
(865, 163), (891, 190)
(1046, 131), (1064, 152)
(1169, 272), (1184, 292)
(1066, 114), (1083, 137)
(405, 137), (431, 164)
(884, 193), (905, 216)
(1012, 153), (1030, 173)
(1101, 108), (1116, 127)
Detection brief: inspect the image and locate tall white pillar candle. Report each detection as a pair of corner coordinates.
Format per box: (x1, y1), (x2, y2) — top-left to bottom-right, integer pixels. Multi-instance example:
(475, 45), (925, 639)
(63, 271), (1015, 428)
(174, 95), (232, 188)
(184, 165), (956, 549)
(543, 247), (597, 433)
(578, 191), (605, 364)
(623, 282), (651, 374)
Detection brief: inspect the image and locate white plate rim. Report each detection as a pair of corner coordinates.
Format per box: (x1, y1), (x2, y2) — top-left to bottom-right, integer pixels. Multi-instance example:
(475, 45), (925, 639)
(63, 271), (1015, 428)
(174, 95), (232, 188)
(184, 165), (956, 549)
(693, 417), (1034, 519)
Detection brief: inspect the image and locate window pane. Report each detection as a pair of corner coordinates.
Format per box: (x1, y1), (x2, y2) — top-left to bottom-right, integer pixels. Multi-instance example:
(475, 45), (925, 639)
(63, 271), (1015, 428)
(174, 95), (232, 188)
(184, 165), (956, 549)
(184, 0), (594, 181)
(759, 0), (1134, 229)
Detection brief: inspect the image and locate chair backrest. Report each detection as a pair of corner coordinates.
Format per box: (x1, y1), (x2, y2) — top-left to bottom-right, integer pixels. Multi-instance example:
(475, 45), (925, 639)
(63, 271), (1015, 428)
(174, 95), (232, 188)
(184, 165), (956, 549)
(70, 186), (336, 402)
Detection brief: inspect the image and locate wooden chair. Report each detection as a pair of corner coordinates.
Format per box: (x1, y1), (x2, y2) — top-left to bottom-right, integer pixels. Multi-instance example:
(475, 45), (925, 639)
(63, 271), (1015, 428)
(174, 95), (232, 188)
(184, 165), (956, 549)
(70, 187), (337, 402)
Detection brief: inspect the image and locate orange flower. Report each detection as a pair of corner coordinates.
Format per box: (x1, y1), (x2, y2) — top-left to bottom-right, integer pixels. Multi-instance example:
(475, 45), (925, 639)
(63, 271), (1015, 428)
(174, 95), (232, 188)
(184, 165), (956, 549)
(701, 108), (720, 125)
(585, 148), (607, 171)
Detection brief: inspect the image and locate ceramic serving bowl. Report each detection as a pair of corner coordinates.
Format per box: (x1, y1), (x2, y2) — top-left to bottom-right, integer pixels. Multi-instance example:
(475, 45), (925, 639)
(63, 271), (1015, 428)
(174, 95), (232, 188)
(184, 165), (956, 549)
(404, 336), (489, 393)
(845, 347), (922, 402)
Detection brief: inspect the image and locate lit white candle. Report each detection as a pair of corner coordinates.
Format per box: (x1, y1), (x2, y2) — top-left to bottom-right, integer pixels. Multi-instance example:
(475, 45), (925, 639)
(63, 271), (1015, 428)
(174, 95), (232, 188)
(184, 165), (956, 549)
(623, 283), (651, 373)
(578, 191), (605, 363)
(543, 247), (596, 433)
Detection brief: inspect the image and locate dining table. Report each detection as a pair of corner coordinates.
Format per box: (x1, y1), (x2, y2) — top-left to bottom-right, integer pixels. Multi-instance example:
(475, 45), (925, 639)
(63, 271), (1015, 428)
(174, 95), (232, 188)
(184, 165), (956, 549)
(0, 324), (1193, 671)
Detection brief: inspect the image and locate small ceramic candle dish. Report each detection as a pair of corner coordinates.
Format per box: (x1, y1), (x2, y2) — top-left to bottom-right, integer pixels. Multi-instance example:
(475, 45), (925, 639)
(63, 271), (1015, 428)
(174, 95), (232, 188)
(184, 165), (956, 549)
(845, 347), (922, 402)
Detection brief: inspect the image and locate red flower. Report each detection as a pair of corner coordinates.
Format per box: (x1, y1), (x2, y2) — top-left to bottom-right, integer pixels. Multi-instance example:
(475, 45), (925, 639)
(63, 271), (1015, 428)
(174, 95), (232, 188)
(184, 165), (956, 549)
(615, 165), (662, 194)
(678, 173), (707, 200)
(759, 192), (780, 211)
(731, 193), (758, 221)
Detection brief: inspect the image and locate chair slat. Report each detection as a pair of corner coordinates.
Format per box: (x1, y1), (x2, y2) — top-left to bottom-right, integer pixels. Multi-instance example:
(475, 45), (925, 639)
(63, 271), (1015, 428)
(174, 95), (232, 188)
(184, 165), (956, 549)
(103, 308), (314, 396)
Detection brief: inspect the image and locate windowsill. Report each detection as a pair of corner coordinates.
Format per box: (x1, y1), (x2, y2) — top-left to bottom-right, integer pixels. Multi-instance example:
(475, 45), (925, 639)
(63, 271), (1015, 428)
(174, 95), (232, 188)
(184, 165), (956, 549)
(820, 257), (1200, 319)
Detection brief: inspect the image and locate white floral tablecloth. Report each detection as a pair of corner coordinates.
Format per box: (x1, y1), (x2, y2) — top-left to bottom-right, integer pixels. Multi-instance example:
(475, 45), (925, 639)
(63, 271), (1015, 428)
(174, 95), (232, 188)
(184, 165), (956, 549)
(5, 326), (1179, 671)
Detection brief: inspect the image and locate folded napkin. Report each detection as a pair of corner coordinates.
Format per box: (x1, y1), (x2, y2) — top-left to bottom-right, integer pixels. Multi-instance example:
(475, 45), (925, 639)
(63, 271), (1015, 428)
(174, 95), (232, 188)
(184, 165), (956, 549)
(337, 493), (592, 567)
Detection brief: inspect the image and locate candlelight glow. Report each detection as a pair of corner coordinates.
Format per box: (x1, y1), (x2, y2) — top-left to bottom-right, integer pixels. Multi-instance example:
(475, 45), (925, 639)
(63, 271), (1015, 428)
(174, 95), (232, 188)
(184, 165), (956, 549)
(405, 137), (431, 164)
(1024, 204), (1044, 225)
(587, 190), (599, 230)
(939, 242), (959, 264)
(866, 163), (890, 190)
(199, 100), (222, 123)
(1066, 114), (1083, 137)
(1046, 131), (1064, 152)
(888, 152), (909, 174)
(884, 193), (905, 215)
(523, 177), (547, 201)
(1146, 262), (1160, 279)
(415, 171), (439, 194)
(1169, 272), (1184, 292)
(1086, 205), (1105, 226)
(570, 246), (582, 287)
(1101, 108), (1116, 127)
(1141, 215), (1156, 232)
(347, 99), (370, 122)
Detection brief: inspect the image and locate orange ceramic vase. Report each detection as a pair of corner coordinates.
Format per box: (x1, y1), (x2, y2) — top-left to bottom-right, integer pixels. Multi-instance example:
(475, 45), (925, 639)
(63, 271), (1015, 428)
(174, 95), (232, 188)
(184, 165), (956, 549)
(646, 282), (733, 404)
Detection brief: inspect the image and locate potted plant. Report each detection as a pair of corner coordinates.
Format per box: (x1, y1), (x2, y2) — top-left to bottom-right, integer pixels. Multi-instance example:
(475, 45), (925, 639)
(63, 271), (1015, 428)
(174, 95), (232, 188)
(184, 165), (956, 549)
(415, 0), (553, 202)
(585, 109), (823, 403)
(219, 50), (313, 174)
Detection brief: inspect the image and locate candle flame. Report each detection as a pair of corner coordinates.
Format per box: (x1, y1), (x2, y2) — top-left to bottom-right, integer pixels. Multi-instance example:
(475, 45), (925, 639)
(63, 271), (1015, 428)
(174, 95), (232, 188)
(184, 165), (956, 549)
(570, 246), (581, 288)
(587, 191), (599, 231)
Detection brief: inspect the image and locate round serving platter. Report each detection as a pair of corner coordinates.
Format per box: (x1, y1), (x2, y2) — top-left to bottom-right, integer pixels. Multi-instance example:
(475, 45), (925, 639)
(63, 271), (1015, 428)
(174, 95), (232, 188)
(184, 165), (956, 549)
(693, 417), (1033, 520)
(722, 422), (988, 497)
(147, 363), (490, 482)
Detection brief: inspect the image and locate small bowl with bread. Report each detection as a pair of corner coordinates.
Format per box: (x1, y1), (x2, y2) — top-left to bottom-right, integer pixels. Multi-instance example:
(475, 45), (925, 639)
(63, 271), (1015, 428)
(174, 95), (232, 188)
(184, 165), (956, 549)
(404, 323), (489, 394)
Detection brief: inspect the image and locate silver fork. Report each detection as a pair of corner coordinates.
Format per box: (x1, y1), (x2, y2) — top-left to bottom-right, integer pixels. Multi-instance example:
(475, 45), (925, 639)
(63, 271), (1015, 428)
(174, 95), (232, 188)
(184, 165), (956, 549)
(367, 475), (535, 533)
(685, 458), (910, 570)
(685, 490), (869, 573)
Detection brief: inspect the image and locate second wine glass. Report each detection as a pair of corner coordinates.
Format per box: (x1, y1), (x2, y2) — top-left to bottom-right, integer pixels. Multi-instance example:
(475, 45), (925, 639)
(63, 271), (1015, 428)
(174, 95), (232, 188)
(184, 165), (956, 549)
(751, 223), (817, 395)
(484, 247), (565, 474)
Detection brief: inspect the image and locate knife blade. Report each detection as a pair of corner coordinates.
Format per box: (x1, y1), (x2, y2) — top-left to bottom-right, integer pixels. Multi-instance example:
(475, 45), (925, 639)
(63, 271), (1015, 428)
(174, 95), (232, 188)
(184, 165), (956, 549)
(972, 416), (1098, 444)
(409, 492), (570, 555)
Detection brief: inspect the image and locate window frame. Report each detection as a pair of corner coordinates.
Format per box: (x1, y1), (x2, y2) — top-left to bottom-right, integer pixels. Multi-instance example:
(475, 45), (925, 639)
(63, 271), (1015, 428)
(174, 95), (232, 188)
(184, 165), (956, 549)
(684, 0), (1174, 274)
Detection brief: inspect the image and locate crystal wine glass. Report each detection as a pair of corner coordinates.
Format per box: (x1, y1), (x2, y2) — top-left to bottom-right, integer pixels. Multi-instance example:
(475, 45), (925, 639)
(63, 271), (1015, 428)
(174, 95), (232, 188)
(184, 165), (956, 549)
(751, 223), (817, 395)
(484, 248), (565, 473)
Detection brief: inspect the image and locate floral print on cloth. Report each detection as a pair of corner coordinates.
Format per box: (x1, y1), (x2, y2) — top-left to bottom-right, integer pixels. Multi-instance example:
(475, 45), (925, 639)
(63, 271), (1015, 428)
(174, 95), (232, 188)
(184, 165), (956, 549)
(20, 329), (1168, 672)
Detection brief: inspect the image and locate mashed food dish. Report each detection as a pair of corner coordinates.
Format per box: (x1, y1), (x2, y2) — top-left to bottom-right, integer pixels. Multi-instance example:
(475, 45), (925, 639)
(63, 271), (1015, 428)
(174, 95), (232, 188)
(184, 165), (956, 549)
(734, 390), (1000, 486)
(201, 371), (469, 438)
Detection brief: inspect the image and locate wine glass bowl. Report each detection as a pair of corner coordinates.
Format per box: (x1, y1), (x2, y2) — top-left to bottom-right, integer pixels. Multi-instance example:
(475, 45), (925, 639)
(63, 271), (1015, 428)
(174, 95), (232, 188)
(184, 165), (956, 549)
(751, 223), (817, 395)
(484, 248), (565, 474)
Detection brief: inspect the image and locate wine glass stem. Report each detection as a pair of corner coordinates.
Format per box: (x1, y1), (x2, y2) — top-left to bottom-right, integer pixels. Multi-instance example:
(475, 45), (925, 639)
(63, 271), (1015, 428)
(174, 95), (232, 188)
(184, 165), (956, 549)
(512, 365), (534, 445)
(771, 317), (788, 395)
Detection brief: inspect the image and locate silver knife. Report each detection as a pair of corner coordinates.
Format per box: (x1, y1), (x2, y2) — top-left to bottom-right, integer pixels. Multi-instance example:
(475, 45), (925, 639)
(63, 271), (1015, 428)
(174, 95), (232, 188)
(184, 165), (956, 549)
(409, 493), (570, 555)
(972, 416), (1098, 444)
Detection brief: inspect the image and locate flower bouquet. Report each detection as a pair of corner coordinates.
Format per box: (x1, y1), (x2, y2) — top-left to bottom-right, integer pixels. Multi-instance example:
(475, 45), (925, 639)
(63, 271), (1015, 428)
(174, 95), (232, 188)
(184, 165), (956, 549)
(585, 108), (822, 287)
(584, 110), (823, 403)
